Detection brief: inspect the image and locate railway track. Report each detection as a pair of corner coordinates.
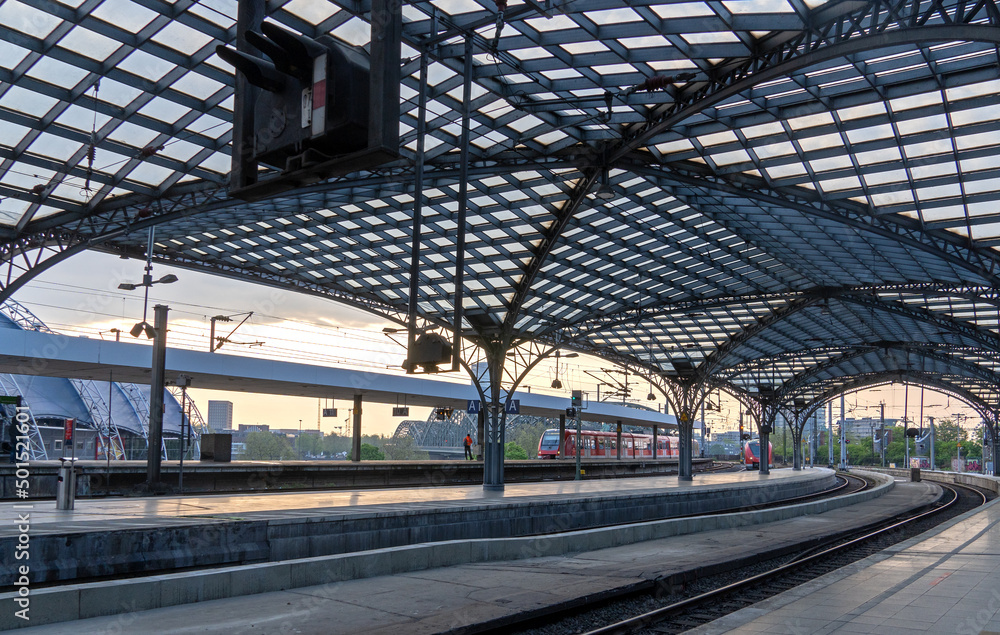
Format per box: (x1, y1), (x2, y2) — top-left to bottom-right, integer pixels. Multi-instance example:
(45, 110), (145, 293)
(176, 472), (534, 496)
(496, 480), (992, 635)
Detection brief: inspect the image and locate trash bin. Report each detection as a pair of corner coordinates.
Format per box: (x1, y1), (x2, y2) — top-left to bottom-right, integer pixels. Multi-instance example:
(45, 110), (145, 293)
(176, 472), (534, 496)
(910, 467), (921, 482)
(56, 457), (77, 510)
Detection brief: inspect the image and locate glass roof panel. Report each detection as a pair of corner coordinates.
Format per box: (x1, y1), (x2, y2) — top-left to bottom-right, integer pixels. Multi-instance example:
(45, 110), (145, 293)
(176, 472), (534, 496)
(0, 0), (998, 401)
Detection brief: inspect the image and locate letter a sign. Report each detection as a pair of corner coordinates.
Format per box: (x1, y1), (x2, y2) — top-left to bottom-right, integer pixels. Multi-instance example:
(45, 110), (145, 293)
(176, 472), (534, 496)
(505, 399), (520, 415)
(467, 400), (481, 414)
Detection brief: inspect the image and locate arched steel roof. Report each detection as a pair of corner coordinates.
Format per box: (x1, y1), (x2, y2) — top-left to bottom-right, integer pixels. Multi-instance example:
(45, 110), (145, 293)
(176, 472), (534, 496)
(2, 0), (1000, 409)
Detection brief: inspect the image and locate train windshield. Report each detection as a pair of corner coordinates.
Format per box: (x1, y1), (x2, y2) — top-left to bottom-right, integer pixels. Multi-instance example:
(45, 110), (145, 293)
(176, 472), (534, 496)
(748, 441), (760, 455)
(540, 430), (560, 449)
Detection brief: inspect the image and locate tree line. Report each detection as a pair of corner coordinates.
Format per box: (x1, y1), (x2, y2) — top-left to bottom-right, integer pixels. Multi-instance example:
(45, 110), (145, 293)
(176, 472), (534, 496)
(757, 419), (988, 469)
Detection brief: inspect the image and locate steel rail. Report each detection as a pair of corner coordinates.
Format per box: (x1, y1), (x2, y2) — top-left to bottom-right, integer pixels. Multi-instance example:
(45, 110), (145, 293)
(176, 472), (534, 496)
(581, 482), (983, 635)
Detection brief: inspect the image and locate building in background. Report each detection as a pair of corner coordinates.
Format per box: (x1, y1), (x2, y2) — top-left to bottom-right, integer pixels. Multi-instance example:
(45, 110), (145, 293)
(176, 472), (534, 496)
(207, 400), (234, 431)
(0, 299), (203, 461)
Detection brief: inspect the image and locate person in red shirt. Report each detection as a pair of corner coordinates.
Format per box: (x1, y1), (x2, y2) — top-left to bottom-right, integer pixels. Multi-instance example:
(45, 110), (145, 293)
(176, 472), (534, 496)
(464, 434), (473, 460)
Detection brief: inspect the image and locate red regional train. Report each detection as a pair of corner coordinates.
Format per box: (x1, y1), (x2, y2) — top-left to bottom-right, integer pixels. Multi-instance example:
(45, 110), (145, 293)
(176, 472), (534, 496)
(537, 428), (699, 459)
(743, 439), (774, 470)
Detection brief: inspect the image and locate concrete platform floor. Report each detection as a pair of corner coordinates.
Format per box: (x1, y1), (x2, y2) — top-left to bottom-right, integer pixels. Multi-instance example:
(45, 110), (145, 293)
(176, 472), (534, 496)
(685, 486), (1000, 634)
(0, 466), (820, 537)
(7, 476), (941, 634)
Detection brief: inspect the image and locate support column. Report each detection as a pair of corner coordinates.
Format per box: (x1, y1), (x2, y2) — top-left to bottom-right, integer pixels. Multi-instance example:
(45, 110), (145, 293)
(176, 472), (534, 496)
(789, 401), (807, 471)
(991, 415), (999, 477)
(880, 403), (887, 468)
(146, 304), (168, 487)
(839, 394), (847, 470)
(759, 419), (773, 475)
(352, 394), (362, 462)
(483, 349), (506, 490)
(791, 418), (803, 470)
(450, 35), (472, 371)
(827, 402), (834, 466)
(747, 393), (778, 476)
(662, 379), (709, 481)
(477, 409), (485, 460)
(558, 413), (565, 459)
(929, 415), (936, 469)
(678, 410), (693, 479)
(616, 421), (622, 460)
(700, 401), (706, 458)
(652, 425), (657, 461)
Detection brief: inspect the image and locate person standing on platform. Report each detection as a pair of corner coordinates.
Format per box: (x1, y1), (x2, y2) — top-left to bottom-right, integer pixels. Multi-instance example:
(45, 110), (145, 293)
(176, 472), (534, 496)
(464, 434), (473, 460)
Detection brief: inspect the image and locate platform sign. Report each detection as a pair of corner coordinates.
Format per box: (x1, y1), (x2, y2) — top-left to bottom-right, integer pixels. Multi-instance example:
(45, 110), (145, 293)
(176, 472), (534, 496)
(322, 408), (338, 417)
(0, 395), (21, 406)
(467, 400), (481, 414)
(505, 399), (520, 415)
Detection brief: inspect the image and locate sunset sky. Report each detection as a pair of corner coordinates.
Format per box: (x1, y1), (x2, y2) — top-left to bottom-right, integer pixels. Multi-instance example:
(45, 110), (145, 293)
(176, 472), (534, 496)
(13, 250), (985, 439)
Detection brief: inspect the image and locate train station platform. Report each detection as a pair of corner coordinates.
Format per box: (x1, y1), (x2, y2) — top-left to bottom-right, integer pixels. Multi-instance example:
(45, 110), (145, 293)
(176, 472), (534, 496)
(686, 473), (1000, 635)
(0, 457), (713, 499)
(1, 469), (922, 633)
(0, 468), (834, 587)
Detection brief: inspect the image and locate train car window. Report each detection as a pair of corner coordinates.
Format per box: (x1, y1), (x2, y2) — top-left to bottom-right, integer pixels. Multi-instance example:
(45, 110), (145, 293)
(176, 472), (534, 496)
(540, 431), (560, 450)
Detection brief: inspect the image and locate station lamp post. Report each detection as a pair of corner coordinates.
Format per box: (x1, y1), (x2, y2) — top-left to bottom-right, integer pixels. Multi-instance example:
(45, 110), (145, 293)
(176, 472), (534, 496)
(119, 236), (177, 489)
(550, 351), (578, 389)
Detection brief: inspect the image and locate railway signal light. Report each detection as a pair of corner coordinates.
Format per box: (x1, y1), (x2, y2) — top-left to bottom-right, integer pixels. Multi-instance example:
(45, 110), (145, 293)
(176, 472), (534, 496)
(221, 0), (401, 200)
(565, 407), (577, 417)
(571, 390), (583, 408)
(741, 433), (751, 441)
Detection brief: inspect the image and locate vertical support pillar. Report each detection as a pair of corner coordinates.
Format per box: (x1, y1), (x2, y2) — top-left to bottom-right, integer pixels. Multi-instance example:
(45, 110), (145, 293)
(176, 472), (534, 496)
(483, 350), (505, 490)
(652, 425), (657, 462)
(991, 416), (999, 477)
(146, 304), (168, 487)
(352, 394), (362, 462)
(827, 401), (834, 466)
(839, 394), (847, 469)
(451, 35), (472, 371)
(700, 400), (706, 458)
(558, 413), (565, 459)
(574, 409), (582, 479)
(678, 410), (693, 480)
(477, 408), (485, 460)
(810, 411), (817, 467)
(616, 421), (622, 460)
(791, 412), (803, 471)
(405, 40), (430, 372)
(929, 415), (935, 469)
(759, 414), (772, 476)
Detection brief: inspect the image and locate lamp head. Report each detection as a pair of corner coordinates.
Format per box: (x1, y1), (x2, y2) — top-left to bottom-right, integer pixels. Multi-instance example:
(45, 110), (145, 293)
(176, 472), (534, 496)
(118, 282), (137, 291)
(130, 321), (156, 339)
(157, 274), (179, 284)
